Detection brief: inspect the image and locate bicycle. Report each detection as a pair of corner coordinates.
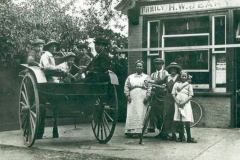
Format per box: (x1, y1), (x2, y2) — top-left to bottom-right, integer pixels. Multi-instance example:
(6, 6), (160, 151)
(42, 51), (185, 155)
(190, 99), (203, 127)
(139, 81), (203, 144)
(139, 81), (166, 144)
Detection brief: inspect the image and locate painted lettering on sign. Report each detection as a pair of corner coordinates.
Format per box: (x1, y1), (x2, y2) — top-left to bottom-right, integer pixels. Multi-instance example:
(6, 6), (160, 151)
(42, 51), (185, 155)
(141, 0), (240, 15)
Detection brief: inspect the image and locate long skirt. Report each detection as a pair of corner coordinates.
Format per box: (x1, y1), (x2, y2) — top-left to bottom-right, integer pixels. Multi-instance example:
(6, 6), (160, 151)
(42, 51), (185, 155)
(163, 93), (175, 133)
(125, 88), (147, 134)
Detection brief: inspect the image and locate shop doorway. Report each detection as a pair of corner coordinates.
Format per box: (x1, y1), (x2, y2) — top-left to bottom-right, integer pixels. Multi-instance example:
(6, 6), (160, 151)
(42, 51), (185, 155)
(235, 48), (240, 127)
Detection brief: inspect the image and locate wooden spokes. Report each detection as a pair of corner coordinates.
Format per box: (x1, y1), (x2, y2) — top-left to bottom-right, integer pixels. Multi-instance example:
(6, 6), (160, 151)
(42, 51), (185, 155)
(91, 85), (118, 144)
(19, 73), (39, 147)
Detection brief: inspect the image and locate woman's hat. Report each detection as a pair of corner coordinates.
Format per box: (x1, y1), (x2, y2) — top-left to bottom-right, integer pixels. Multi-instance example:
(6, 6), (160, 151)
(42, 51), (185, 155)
(44, 39), (59, 49)
(166, 62), (182, 73)
(31, 39), (45, 46)
(135, 59), (144, 65)
(61, 52), (76, 59)
(153, 58), (164, 64)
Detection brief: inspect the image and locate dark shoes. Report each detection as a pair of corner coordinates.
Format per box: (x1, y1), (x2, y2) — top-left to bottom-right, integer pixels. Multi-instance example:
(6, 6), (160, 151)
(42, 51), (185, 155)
(125, 133), (141, 138)
(176, 135), (186, 142)
(36, 131), (44, 139)
(187, 138), (197, 143)
(53, 132), (59, 138)
(155, 133), (178, 141)
(36, 134), (43, 139)
(155, 133), (171, 140)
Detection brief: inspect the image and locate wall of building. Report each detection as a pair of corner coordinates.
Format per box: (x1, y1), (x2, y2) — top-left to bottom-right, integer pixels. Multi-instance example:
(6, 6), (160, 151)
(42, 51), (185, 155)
(125, 0), (237, 128)
(194, 96), (231, 128)
(128, 16), (143, 74)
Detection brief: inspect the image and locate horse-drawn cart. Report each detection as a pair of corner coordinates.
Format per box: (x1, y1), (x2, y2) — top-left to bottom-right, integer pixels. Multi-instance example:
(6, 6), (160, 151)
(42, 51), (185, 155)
(18, 60), (119, 147)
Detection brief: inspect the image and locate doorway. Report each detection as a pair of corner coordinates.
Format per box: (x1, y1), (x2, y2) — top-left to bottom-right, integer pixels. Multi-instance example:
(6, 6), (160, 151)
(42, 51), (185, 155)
(235, 48), (240, 127)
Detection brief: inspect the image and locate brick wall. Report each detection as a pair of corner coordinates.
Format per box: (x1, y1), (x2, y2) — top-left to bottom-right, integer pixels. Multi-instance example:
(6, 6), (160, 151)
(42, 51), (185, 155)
(194, 96), (231, 128)
(128, 16), (143, 74)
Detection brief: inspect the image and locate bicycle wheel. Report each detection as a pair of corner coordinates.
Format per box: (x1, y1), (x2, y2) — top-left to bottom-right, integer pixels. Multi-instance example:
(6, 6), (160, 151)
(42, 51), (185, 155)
(190, 100), (203, 127)
(139, 105), (152, 144)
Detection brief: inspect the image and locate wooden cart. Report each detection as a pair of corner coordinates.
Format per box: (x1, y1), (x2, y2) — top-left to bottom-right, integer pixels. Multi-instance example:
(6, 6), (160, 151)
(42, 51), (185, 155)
(18, 63), (119, 147)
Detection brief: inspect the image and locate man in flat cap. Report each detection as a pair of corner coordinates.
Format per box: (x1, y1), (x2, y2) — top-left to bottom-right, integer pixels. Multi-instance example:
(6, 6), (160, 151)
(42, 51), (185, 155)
(85, 36), (112, 73)
(151, 58), (169, 83)
(87, 36), (111, 58)
(149, 58), (169, 139)
(27, 38), (45, 66)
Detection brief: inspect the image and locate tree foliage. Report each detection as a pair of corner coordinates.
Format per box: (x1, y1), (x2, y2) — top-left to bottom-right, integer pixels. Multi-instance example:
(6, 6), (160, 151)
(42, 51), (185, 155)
(0, 0), (127, 66)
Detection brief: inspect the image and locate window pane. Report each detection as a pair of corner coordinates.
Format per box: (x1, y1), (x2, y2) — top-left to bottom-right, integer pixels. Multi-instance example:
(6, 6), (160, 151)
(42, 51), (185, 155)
(165, 17), (209, 35)
(165, 50), (208, 70)
(213, 16), (226, 52)
(165, 36), (208, 47)
(189, 72), (209, 85)
(149, 21), (160, 55)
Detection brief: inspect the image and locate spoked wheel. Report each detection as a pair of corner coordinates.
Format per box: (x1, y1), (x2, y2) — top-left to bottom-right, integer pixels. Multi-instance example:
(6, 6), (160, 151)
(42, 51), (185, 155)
(91, 85), (118, 144)
(190, 100), (203, 128)
(139, 105), (152, 144)
(19, 72), (40, 147)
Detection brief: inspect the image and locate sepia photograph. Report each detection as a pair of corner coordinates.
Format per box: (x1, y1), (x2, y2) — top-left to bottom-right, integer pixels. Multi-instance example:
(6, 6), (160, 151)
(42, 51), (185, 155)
(1, 0), (240, 159)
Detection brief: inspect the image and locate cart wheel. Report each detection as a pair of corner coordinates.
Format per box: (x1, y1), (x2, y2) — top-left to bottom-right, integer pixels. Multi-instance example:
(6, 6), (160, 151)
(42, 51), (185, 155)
(91, 85), (118, 144)
(19, 72), (40, 147)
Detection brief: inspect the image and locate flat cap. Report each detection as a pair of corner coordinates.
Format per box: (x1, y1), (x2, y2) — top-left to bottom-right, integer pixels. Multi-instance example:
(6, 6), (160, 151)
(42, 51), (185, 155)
(153, 58), (164, 64)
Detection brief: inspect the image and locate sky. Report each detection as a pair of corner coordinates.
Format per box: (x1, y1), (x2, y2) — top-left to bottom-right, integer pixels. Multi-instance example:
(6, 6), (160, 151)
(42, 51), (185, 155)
(72, 0), (128, 36)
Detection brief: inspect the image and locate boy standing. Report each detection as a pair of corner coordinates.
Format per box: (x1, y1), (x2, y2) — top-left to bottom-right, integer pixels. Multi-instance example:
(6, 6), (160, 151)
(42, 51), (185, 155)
(149, 58), (169, 138)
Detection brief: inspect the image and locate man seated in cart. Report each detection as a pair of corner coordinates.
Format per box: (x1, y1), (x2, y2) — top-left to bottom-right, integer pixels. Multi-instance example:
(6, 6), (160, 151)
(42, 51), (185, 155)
(39, 39), (75, 83)
(27, 38), (45, 66)
(81, 36), (113, 82)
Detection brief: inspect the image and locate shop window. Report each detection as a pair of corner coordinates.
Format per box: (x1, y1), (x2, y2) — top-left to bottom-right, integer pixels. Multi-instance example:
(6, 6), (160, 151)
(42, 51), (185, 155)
(162, 16), (210, 88)
(165, 50), (209, 71)
(164, 17), (209, 35)
(164, 34), (209, 47)
(148, 21), (161, 55)
(212, 16), (226, 53)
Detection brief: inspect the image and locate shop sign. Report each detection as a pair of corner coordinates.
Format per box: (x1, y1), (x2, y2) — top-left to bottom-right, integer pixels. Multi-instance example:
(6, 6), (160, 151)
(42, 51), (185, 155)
(141, 0), (240, 15)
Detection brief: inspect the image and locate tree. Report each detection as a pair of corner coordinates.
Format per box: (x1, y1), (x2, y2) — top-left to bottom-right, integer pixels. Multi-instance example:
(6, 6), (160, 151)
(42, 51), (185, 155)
(0, 0), (127, 66)
(83, 0), (127, 34)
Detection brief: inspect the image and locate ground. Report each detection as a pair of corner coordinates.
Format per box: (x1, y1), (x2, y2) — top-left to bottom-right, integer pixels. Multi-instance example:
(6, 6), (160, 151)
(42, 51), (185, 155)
(0, 123), (240, 160)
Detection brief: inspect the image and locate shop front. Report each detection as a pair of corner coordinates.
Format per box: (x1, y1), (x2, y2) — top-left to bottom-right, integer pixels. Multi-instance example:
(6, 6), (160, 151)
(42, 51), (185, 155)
(116, 0), (240, 127)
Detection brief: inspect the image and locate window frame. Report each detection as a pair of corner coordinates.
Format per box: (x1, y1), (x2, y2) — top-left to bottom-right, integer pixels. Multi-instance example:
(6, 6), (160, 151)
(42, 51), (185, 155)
(212, 15), (227, 53)
(162, 23), (210, 72)
(146, 14), (227, 92)
(147, 20), (161, 56)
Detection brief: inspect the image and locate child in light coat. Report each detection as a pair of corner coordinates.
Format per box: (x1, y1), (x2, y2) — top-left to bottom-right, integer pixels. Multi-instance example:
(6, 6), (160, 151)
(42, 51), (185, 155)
(172, 71), (197, 143)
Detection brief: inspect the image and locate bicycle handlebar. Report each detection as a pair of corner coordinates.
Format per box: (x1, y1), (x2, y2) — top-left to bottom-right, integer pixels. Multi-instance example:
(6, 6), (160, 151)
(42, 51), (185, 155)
(144, 80), (166, 89)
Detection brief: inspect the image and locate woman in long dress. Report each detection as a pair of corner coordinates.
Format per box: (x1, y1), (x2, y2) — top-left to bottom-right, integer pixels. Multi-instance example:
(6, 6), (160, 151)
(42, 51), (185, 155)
(124, 60), (151, 137)
(163, 62), (182, 140)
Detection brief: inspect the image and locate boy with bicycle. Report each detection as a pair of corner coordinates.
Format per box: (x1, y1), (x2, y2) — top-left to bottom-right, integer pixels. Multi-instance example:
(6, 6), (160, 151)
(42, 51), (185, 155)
(149, 58), (169, 139)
